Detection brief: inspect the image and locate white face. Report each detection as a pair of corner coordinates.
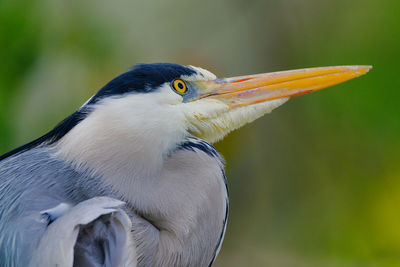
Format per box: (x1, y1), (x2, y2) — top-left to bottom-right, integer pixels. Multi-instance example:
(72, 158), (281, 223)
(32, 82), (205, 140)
(136, 66), (289, 144)
(83, 66), (289, 146)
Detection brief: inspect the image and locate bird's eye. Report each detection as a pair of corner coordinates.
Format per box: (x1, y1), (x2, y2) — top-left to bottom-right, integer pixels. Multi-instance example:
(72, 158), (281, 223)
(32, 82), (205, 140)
(172, 79), (187, 94)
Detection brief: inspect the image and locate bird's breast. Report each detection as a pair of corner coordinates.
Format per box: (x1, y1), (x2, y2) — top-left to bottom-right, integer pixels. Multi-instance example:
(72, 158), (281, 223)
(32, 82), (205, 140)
(128, 138), (229, 266)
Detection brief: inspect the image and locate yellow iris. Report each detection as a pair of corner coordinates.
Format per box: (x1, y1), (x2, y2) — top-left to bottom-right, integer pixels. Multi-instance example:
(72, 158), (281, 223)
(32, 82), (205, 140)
(173, 79), (187, 94)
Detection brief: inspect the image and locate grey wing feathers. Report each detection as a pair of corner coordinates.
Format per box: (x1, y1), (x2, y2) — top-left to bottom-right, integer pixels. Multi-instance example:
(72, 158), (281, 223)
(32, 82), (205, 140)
(29, 197), (137, 267)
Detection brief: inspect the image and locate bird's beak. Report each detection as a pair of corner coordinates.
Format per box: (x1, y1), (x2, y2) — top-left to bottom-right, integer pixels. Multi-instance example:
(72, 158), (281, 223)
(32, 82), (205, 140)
(193, 65), (371, 107)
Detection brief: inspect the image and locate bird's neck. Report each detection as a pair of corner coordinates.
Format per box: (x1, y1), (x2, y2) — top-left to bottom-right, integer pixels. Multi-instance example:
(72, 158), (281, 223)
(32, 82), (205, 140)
(53, 98), (188, 182)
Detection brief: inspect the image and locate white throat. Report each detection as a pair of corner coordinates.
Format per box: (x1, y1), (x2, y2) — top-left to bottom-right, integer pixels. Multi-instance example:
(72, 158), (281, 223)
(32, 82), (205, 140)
(54, 88), (188, 201)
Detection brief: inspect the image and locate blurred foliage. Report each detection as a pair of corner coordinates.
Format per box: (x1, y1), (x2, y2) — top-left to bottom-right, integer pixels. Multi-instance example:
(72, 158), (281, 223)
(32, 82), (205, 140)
(1, 0), (399, 266)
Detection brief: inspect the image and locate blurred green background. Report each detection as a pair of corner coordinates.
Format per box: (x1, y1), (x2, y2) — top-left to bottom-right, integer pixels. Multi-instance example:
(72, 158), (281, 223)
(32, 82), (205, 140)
(1, 0), (399, 266)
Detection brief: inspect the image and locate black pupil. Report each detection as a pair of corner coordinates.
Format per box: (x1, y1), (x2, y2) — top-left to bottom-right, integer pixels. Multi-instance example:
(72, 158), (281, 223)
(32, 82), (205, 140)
(178, 82), (184, 90)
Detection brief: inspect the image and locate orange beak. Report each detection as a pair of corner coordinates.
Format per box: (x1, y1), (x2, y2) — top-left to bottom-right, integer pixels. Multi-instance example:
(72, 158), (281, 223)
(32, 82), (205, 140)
(195, 65), (372, 108)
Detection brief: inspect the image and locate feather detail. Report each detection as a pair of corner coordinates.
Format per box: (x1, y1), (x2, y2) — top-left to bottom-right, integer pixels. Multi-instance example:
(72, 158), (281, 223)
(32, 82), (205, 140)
(29, 197), (136, 267)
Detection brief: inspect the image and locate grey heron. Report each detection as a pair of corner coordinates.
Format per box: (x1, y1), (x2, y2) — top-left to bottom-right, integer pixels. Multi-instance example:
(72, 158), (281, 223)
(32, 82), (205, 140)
(0, 63), (370, 266)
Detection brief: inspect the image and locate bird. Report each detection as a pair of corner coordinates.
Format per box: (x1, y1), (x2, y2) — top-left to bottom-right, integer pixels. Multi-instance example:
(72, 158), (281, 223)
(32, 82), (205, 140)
(0, 63), (371, 267)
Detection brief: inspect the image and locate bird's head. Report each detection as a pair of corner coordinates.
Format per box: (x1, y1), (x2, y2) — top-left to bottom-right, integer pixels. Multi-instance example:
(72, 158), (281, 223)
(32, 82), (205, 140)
(53, 63), (370, 179)
(80, 63), (371, 144)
